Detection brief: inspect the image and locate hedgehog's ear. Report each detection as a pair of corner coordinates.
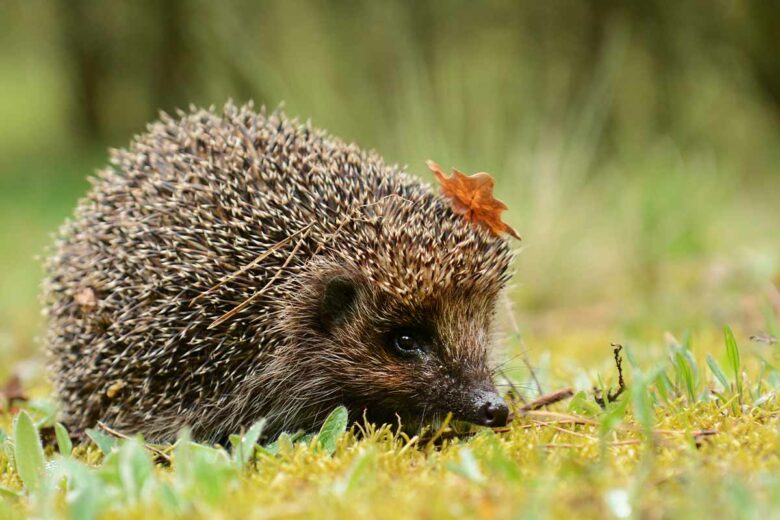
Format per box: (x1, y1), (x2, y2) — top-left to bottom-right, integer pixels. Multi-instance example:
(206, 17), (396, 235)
(319, 276), (358, 331)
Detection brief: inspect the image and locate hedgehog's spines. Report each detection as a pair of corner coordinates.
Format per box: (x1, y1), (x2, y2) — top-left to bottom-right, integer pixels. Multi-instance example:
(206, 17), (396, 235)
(44, 102), (513, 442)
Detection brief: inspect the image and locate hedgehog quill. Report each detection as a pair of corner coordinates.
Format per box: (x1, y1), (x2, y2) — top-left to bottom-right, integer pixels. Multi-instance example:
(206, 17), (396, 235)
(44, 103), (517, 443)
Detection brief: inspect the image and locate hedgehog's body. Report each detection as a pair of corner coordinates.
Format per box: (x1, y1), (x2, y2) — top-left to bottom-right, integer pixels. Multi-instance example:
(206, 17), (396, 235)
(44, 103), (513, 443)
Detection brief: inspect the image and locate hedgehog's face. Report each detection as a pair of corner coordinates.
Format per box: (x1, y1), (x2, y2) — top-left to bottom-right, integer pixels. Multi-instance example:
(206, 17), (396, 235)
(276, 193), (513, 435)
(306, 270), (509, 431)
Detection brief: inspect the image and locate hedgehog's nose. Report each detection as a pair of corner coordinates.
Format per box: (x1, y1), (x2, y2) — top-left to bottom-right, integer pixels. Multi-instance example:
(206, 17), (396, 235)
(471, 390), (509, 427)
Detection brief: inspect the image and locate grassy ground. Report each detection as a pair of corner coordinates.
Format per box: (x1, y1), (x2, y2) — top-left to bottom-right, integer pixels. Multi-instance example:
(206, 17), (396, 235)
(2, 3), (780, 517)
(1, 314), (779, 518)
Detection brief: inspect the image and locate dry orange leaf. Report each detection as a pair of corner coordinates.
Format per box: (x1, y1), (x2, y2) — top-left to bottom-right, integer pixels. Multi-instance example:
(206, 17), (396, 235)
(427, 160), (520, 239)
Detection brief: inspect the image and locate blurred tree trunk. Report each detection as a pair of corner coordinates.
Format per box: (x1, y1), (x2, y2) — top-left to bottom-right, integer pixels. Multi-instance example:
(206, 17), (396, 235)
(56, 0), (196, 141)
(57, 0), (108, 143)
(744, 2), (780, 118)
(151, 0), (191, 114)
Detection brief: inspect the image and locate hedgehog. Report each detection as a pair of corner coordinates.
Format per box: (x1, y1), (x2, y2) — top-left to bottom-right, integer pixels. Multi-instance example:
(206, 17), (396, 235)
(43, 102), (514, 443)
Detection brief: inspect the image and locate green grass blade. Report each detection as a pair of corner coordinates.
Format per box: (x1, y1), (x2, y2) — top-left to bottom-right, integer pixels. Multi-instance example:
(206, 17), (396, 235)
(233, 418), (266, 468)
(654, 370), (672, 402)
(630, 372), (655, 435)
(264, 432), (294, 457)
(706, 355), (730, 389)
(724, 326), (743, 397)
(317, 405), (349, 455)
(54, 423), (72, 457)
(568, 390), (603, 416)
(86, 428), (117, 455)
(13, 410), (45, 492)
(674, 351), (696, 403)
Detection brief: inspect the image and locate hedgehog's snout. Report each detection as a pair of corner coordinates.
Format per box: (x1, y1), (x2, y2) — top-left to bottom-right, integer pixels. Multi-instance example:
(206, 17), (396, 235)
(439, 382), (509, 428)
(467, 389), (509, 427)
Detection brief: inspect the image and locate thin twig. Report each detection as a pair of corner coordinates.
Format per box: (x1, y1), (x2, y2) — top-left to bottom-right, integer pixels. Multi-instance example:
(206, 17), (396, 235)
(97, 421), (131, 440)
(612, 343), (625, 392)
(545, 439), (642, 449)
(594, 343), (626, 407)
(519, 387), (574, 413)
(209, 227), (311, 329)
(97, 421), (172, 462)
(514, 419), (594, 430)
(544, 430), (717, 450)
(517, 413), (719, 440)
(522, 410), (598, 425)
(190, 223), (314, 306)
(548, 424), (598, 441)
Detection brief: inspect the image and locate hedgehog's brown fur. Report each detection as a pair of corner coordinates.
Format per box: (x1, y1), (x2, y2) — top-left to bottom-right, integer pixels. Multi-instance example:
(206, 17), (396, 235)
(44, 102), (513, 443)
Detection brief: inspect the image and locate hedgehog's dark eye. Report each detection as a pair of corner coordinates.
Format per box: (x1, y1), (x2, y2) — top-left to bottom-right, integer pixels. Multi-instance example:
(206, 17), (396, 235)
(390, 329), (427, 358)
(395, 333), (417, 352)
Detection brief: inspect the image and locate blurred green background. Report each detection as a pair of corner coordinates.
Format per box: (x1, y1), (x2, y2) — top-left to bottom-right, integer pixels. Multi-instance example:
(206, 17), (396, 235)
(1, 0), (779, 369)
